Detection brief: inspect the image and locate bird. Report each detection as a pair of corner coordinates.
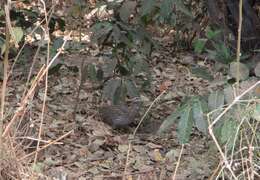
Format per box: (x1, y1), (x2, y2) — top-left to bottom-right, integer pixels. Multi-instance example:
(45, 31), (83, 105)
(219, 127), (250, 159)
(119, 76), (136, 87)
(99, 97), (141, 129)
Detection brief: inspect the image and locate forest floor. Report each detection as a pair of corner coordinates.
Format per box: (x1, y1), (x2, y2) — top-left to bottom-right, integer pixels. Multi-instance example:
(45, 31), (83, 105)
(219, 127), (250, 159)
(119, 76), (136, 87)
(2, 1), (260, 179)
(3, 34), (222, 179)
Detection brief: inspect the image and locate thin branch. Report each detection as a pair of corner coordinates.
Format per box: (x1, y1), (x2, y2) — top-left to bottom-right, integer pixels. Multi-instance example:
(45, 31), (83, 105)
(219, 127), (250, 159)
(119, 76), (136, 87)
(34, 0), (53, 164)
(0, 3), (11, 159)
(172, 144), (184, 180)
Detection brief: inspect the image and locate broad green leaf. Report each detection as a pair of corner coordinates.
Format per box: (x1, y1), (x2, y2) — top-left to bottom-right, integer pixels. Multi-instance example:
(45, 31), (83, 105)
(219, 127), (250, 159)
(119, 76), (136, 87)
(12, 27), (23, 44)
(206, 28), (222, 39)
(191, 65), (213, 81)
(220, 119), (238, 151)
(103, 78), (121, 101)
(192, 98), (208, 134)
(213, 121), (223, 142)
(157, 107), (181, 134)
(87, 64), (97, 81)
(193, 38), (207, 54)
(0, 9), (4, 16)
(208, 90), (224, 111)
(111, 24), (132, 46)
(119, 1), (137, 22)
(125, 79), (139, 98)
(212, 42), (232, 64)
(134, 26), (153, 54)
(131, 54), (149, 75)
(177, 104), (193, 144)
(91, 22), (113, 45)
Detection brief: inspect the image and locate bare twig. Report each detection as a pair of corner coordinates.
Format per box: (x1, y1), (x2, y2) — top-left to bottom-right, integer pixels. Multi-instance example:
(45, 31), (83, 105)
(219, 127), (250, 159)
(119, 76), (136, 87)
(172, 144), (184, 180)
(2, 32), (72, 137)
(133, 90), (166, 136)
(34, 0), (52, 164)
(0, 3), (11, 159)
(19, 130), (73, 161)
(235, 0), (243, 86)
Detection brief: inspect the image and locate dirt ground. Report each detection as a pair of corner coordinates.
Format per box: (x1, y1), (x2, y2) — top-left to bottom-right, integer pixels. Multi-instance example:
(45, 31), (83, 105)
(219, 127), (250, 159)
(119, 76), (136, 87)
(2, 39), (221, 180)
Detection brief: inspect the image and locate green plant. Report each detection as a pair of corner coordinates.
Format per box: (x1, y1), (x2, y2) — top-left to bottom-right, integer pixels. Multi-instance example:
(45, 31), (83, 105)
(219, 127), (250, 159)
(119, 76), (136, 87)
(158, 96), (208, 144)
(193, 27), (234, 64)
(158, 86), (260, 158)
(89, 0), (193, 104)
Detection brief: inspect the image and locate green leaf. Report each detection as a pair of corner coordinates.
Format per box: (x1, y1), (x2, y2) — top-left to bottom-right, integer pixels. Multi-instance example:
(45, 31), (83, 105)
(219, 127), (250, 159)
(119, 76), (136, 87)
(87, 64), (97, 81)
(206, 28), (222, 39)
(208, 90), (224, 111)
(177, 104), (193, 144)
(91, 22), (113, 45)
(103, 78), (121, 102)
(125, 79), (139, 98)
(192, 98), (208, 134)
(130, 54), (149, 75)
(209, 42), (232, 64)
(220, 119), (238, 151)
(111, 24), (133, 46)
(191, 65), (213, 81)
(12, 27), (24, 44)
(0, 9), (4, 16)
(157, 108), (180, 134)
(193, 38), (207, 54)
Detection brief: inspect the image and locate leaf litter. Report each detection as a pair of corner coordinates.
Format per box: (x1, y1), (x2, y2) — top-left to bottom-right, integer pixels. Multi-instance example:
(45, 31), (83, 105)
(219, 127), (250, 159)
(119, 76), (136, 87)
(6, 37), (220, 180)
